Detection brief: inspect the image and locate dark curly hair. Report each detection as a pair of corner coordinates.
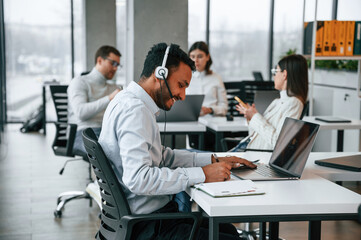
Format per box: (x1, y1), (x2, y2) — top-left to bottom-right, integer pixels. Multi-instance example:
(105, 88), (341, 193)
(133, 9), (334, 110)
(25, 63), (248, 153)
(140, 43), (195, 81)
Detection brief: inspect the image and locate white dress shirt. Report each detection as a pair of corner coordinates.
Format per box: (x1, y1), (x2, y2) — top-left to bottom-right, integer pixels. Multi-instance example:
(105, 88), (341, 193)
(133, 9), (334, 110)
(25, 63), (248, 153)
(99, 81), (211, 214)
(247, 90), (304, 150)
(186, 71), (228, 116)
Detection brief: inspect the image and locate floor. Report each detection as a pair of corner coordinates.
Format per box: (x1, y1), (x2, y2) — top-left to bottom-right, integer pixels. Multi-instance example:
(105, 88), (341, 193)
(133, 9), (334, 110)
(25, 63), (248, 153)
(0, 124), (360, 240)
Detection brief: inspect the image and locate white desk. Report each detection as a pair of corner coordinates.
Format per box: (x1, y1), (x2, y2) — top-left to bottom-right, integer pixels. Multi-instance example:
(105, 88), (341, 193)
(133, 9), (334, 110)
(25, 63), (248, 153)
(303, 116), (361, 152)
(157, 121), (206, 149)
(198, 116), (248, 151)
(189, 152), (361, 240)
(221, 151), (361, 182)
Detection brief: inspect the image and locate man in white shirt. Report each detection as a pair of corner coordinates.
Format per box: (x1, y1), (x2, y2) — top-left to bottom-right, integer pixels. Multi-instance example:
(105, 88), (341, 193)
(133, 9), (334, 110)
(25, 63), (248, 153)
(68, 45), (121, 155)
(99, 43), (255, 239)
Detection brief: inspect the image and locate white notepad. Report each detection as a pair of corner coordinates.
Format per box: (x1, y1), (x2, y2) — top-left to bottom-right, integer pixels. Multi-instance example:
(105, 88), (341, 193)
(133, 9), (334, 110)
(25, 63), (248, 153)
(194, 180), (265, 198)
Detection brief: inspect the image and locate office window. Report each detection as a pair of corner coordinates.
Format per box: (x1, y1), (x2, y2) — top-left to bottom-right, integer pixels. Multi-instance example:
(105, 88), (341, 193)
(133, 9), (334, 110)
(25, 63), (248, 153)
(273, 0), (303, 66)
(304, 0), (333, 21)
(337, 0), (361, 21)
(188, 0), (207, 48)
(4, 0), (71, 122)
(73, 0), (86, 77)
(209, 0), (271, 81)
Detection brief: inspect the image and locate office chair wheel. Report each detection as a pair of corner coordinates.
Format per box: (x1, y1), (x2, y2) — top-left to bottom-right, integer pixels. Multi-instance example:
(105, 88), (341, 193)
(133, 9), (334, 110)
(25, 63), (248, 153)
(54, 210), (62, 218)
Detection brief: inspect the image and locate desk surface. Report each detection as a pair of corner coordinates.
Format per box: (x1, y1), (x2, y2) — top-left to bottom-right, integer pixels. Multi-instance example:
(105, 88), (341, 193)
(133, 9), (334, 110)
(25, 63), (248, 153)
(198, 115), (248, 132)
(157, 121), (206, 132)
(189, 152), (361, 218)
(218, 151), (361, 182)
(303, 116), (361, 130)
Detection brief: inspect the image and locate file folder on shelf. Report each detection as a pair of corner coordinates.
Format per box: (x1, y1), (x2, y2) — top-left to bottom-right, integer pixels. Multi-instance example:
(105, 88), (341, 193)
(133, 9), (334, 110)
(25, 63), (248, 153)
(345, 21), (355, 56)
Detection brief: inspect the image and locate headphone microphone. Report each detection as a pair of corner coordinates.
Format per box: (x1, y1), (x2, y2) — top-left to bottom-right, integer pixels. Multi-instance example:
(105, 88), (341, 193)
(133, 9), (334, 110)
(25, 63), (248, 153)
(155, 45), (174, 99)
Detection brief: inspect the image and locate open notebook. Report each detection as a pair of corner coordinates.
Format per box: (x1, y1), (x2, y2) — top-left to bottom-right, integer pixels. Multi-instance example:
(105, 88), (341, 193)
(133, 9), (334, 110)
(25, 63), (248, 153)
(193, 180), (265, 198)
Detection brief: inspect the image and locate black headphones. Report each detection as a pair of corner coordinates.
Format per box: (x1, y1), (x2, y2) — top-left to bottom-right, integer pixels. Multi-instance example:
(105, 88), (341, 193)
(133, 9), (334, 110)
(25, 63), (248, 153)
(155, 45), (174, 99)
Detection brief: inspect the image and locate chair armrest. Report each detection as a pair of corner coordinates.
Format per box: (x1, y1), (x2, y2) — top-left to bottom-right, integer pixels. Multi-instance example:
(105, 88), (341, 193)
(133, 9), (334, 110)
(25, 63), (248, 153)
(118, 212), (202, 240)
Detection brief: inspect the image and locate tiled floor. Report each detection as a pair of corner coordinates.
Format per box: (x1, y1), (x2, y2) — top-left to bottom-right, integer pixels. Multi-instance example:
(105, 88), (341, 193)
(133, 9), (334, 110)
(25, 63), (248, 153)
(0, 124), (360, 240)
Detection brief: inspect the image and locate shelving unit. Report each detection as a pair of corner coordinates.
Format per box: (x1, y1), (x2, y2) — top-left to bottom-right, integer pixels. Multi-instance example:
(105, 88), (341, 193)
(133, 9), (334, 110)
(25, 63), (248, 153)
(305, 0), (361, 115)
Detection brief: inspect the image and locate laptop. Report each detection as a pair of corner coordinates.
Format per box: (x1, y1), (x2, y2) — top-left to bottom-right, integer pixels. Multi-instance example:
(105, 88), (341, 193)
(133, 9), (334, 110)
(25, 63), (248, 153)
(254, 90), (279, 114)
(156, 95), (204, 122)
(315, 155), (361, 172)
(232, 117), (320, 181)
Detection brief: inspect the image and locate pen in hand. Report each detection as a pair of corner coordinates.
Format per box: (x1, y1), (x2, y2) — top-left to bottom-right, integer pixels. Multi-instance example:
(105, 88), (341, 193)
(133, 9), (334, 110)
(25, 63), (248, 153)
(212, 153), (220, 162)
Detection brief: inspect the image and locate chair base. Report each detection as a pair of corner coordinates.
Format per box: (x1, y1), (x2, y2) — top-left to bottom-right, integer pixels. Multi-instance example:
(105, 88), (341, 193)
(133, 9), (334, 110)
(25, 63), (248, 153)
(54, 190), (92, 218)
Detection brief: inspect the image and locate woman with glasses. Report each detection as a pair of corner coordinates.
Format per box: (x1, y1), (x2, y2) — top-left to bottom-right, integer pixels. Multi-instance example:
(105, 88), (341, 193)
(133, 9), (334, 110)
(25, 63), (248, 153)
(186, 41), (228, 150)
(232, 54), (308, 151)
(187, 41), (228, 116)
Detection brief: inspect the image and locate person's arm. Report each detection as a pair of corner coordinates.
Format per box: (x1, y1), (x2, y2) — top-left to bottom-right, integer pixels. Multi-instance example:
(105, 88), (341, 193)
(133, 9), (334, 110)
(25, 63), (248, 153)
(248, 98), (303, 148)
(209, 74), (228, 116)
(68, 79), (113, 121)
(116, 104), (207, 195)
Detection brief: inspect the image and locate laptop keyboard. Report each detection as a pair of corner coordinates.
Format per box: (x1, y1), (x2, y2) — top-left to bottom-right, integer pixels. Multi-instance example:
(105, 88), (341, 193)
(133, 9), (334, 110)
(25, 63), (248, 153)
(254, 163), (288, 178)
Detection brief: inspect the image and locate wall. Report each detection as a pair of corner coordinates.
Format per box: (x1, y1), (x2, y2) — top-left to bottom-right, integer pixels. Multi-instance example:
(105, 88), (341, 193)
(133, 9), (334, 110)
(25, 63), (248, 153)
(311, 69), (361, 151)
(127, 0), (188, 83)
(85, 0), (117, 70)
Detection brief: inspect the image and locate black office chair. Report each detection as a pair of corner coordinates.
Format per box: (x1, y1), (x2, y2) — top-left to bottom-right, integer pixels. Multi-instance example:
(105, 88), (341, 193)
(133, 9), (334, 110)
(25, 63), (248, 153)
(82, 128), (202, 240)
(300, 100), (309, 120)
(252, 71), (264, 81)
(224, 81), (275, 118)
(50, 85), (97, 218)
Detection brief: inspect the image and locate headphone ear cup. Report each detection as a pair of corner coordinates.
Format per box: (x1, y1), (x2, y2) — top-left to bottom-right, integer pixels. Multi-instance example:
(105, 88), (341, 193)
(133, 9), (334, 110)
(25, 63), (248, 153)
(155, 66), (168, 79)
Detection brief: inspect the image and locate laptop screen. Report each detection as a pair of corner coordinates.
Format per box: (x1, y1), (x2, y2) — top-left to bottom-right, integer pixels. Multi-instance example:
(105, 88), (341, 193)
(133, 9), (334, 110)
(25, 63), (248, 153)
(156, 94), (204, 122)
(269, 118), (320, 177)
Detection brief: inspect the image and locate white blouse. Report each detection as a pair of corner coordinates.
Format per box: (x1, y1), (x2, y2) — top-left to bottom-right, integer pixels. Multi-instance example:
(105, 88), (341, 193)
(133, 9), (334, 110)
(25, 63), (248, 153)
(186, 71), (228, 116)
(247, 90), (304, 150)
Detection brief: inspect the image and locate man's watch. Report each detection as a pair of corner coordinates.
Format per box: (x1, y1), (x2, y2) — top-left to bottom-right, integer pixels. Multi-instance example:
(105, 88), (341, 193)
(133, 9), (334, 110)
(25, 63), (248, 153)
(210, 108), (214, 114)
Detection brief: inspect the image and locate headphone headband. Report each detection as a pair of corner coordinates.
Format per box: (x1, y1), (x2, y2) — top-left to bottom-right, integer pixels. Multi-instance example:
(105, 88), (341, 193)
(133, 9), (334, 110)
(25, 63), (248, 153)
(155, 45), (170, 79)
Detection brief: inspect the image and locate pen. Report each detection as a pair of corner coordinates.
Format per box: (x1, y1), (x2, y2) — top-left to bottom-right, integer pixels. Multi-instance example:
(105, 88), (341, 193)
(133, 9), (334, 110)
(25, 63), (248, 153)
(212, 153), (220, 162)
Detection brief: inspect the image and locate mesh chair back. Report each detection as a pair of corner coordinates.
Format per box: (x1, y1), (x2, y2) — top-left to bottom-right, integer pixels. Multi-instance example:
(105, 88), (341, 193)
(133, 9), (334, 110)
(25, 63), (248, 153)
(82, 128), (131, 240)
(49, 85), (77, 157)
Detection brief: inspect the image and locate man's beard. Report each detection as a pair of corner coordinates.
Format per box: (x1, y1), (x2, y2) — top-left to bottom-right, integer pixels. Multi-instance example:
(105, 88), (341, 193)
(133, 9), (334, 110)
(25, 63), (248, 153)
(155, 83), (172, 111)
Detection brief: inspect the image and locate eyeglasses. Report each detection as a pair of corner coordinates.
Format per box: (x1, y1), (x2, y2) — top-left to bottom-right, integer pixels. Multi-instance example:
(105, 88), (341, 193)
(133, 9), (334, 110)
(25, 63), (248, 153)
(104, 57), (122, 68)
(271, 68), (281, 76)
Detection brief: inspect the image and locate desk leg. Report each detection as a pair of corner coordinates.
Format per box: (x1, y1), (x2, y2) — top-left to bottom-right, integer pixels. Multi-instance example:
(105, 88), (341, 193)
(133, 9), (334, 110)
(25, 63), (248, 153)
(42, 86), (46, 135)
(171, 134), (175, 149)
(337, 130), (344, 152)
(258, 222), (267, 240)
(209, 218), (219, 240)
(215, 132), (224, 152)
(268, 222), (279, 240)
(308, 221), (321, 240)
(198, 133), (205, 150)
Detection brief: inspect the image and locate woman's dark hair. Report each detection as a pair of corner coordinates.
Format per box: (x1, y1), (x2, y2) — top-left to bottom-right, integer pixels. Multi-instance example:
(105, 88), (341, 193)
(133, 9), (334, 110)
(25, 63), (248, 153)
(188, 41), (213, 75)
(278, 54), (308, 104)
(95, 45), (121, 64)
(140, 43), (195, 81)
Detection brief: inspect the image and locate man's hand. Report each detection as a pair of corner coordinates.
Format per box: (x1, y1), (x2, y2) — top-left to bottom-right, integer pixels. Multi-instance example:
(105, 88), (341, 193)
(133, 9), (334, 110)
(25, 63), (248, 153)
(108, 88), (121, 100)
(202, 162), (232, 182)
(212, 155), (257, 169)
